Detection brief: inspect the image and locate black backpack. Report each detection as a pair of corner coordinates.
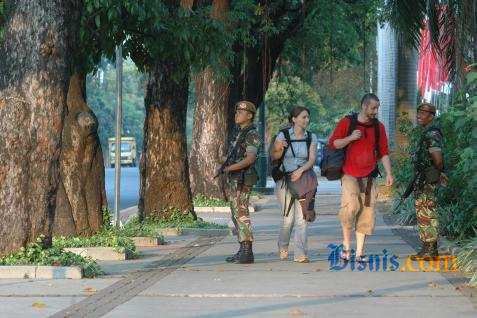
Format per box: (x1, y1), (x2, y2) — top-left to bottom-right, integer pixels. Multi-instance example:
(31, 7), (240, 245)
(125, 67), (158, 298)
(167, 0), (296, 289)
(320, 113), (381, 180)
(270, 128), (312, 182)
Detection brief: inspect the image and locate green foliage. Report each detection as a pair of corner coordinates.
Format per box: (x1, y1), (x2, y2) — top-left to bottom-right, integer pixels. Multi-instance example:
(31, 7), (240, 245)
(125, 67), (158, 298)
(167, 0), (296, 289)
(392, 70), (477, 240)
(145, 210), (227, 230)
(0, 0), (7, 43)
(0, 236), (102, 278)
(53, 230), (138, 258)
(265, 76), (326, 137)
(193, 194), (228, 207)
(118, 217), (162, 238)
(272, 1), (381, 139)
(86, 58), (145, 153)
(456, 238), (477, 287)
(435, 71), (477, 240)
(281, 0), (379, 82)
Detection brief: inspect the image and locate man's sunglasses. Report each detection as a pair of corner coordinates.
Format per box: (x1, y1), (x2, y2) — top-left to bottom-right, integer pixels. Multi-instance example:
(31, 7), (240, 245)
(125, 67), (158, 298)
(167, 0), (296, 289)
(417, 108), (435, 115)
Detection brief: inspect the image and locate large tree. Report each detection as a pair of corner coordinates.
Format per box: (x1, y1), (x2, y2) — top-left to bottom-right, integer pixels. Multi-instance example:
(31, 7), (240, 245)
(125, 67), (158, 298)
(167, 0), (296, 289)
(0, 0), (82, 254)
(103, 0), (231, 218)
(53, 71), (107, 236)
(189, 0), (308, 199)
(189, 0), (231, 199)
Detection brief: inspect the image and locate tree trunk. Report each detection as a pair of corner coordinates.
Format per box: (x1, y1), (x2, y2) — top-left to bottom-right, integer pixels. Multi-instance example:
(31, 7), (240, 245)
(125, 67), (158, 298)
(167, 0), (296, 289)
(53, 73), (107, 236)
(189, 68), (229, 199)
(138, 61), (193, 219)
(189, 0), (229, 199)
(0, 0), (77, 255)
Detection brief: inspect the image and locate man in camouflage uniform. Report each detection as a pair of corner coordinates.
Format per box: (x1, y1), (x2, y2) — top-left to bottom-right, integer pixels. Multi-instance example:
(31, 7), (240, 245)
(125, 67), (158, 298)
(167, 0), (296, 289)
(410, 103), (446, 261)
(220, 101), (261, 264)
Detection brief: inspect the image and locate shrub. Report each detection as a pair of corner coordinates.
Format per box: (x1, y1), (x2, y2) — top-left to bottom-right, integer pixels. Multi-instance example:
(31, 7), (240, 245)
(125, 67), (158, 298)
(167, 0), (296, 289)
(0, 236), (102, 278)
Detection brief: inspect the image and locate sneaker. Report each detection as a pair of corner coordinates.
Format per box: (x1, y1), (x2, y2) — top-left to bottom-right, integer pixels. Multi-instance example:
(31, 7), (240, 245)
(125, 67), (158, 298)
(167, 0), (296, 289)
(279, 250), (289, 260)
(294, 256), (310, 263)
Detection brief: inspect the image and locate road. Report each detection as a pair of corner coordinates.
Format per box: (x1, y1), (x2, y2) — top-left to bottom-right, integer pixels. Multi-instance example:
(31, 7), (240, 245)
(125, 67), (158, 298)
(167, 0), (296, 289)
(105, 167), (140, 210)
(105, 166), (341, 210)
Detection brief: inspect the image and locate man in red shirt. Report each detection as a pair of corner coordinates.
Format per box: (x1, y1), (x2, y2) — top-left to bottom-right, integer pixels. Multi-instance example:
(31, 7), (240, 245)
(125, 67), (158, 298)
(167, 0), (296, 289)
(328, 93), (394, 262)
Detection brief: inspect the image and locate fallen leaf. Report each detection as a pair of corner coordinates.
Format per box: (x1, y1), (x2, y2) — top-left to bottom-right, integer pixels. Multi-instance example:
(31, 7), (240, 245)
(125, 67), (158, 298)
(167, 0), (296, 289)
(83, 287), (97, 293)
(289, 308), (306, 316)
(428, 282), (440, 288)
(315, 268), (322, 272)
(32, 302), (46, 309)
(367, 289), (373, 294)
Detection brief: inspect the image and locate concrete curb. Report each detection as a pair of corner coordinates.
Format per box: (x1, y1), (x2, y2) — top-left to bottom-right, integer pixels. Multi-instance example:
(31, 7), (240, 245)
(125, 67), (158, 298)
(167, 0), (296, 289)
(131, 236), (165, 247)
(180, 228), (232, 236)
(194, 205), (256, 213)
(64, 247), (129, 260)
(156, 228), (182, 236)
(0, 265), (82, 279)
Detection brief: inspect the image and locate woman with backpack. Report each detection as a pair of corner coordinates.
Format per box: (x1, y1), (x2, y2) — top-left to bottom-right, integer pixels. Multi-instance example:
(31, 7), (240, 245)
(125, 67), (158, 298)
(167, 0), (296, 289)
(270, 106), (318, 263)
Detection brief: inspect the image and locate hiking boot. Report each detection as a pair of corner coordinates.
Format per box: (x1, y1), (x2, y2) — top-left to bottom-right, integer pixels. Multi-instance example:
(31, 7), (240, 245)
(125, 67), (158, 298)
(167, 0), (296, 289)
(410, 242), (439, 260)
(237, 241), (254, 264)
(423, 241), (439, 261)
(225, 244), (242, 263)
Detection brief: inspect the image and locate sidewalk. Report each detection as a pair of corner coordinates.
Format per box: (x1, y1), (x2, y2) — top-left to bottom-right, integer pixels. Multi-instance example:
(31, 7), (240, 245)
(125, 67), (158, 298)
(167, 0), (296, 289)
(0, 187), (475, 317)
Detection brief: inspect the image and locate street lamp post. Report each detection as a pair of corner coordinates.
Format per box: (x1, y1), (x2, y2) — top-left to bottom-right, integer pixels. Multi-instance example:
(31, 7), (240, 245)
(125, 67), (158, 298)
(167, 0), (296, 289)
(114, 45), (123, 228)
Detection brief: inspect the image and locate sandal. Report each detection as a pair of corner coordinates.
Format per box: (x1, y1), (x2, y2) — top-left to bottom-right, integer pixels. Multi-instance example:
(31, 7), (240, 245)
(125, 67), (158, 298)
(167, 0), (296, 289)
(339, 249), (351, 261)
(294, 255), (310, 263)
(279, 249), (289, 261)
(355, 255), (368, 263)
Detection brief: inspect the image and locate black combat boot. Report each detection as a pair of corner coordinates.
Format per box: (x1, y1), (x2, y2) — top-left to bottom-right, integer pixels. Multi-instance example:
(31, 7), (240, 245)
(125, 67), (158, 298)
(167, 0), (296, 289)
(225, 244), (242, 263)
(424, 241), (439, 260)
(410, 242), (429, 260)
(237, 241), (254, 264)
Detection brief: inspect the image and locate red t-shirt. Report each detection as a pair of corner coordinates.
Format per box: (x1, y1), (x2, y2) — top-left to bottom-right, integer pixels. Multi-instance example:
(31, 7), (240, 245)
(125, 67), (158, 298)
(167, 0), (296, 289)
(328, 117), (389, 177)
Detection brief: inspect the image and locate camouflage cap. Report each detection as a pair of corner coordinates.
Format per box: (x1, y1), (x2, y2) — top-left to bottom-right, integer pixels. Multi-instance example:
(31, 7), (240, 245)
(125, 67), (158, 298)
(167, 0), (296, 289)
(235, 100), (256, 114)
(417, 102), (436, 115)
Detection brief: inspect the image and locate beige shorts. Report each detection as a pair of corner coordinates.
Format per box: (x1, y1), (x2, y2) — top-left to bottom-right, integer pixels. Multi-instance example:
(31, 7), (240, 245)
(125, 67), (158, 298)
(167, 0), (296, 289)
(338, 174), (377, 235)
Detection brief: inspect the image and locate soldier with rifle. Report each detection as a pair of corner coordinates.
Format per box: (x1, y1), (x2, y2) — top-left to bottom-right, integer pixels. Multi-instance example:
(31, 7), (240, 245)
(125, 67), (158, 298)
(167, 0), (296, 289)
(216, 101), (261, 264)
(399, 103), (447, 260)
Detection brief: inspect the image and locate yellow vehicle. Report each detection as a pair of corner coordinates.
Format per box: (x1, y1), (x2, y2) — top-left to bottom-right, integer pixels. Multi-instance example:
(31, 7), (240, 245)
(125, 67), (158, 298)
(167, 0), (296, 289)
(108, 137), (137, 168)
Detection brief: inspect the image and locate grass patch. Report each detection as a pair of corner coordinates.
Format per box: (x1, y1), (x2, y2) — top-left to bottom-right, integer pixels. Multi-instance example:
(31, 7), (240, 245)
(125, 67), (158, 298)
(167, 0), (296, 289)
(119, 217), (166, 236)
(127, 211), (228, 230)
(0, 236), (102, 278)
(152, 211), (227, 229)
(53, 229), (138, 258)
(193, 194), (228, 207)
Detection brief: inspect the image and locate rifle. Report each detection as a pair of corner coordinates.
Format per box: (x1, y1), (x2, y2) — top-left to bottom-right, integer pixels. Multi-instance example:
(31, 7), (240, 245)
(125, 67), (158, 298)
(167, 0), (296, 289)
(214, 125), (255, 179)
(214, 146), (237, 179)
(393, 173), (418, 213)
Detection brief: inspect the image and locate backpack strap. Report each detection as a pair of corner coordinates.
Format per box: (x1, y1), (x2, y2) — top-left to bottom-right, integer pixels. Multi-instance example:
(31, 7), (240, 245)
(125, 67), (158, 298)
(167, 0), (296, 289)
(306, 130), (312, 160)
(283, 128), (296, 157)
(347, 113), (358, 136)
(373, 119), (381, 158)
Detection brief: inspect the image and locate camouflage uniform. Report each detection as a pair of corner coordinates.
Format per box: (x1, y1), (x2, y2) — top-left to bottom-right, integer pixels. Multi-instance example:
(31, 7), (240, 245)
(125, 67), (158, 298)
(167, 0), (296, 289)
(413, 121), (443, 243)
(227, 124), (261, 242)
